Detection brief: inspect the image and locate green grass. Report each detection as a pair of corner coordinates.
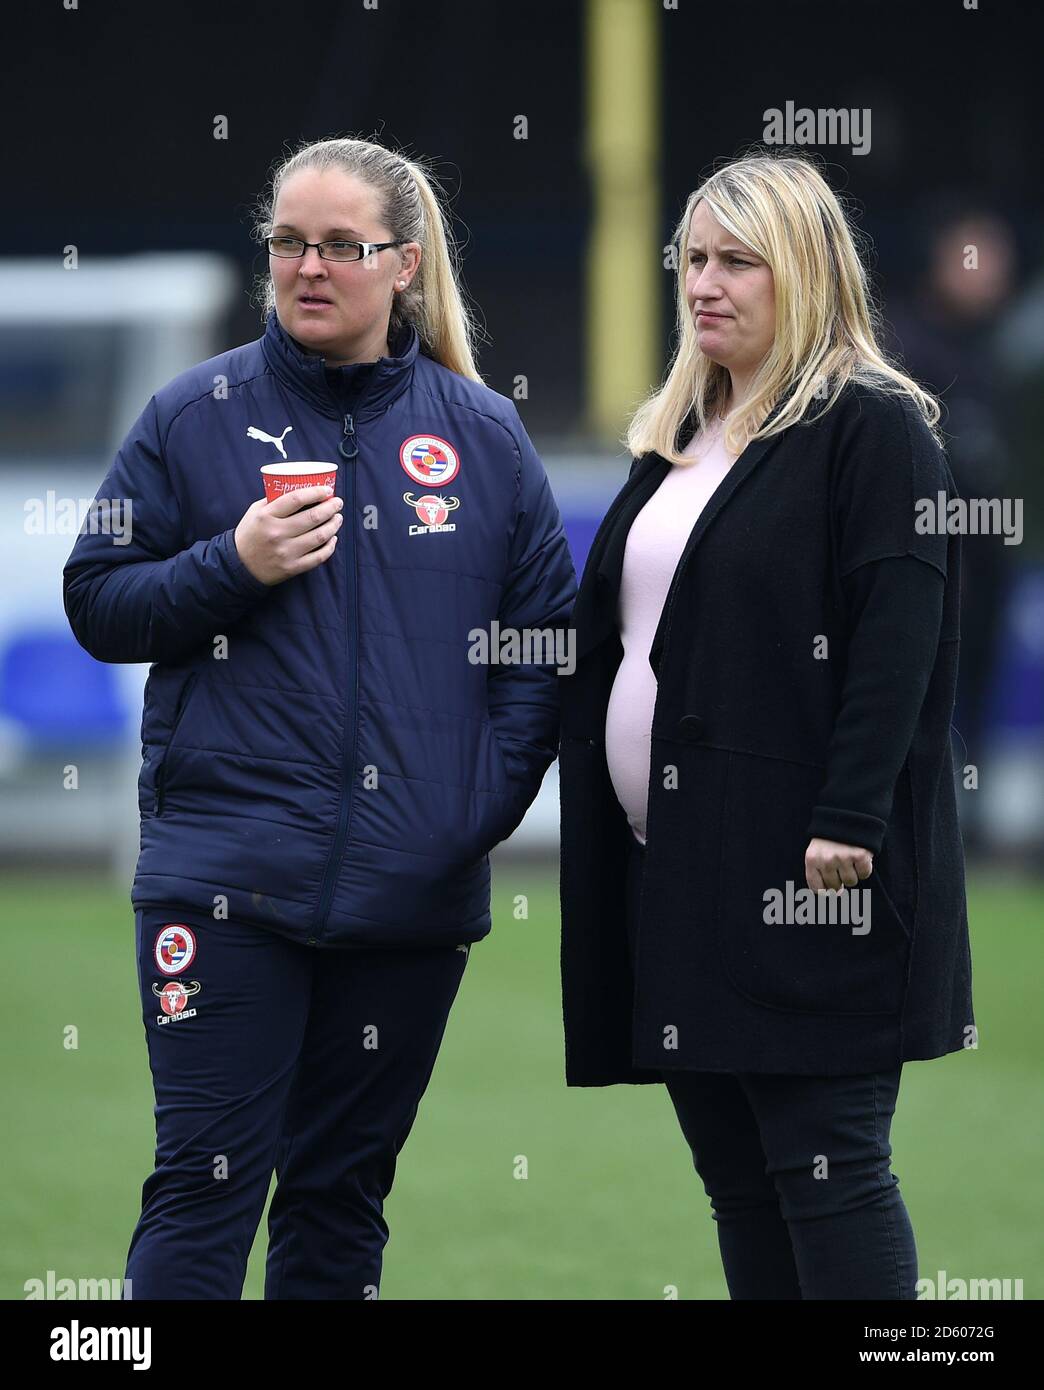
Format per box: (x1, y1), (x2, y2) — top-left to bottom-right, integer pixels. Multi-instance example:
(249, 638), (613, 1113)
(4, 864), (1040, 1300)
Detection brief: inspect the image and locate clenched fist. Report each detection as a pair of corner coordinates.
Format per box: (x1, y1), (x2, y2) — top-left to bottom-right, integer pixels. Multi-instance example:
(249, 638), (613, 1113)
(804, 837), (874, 893)
(234, 484), (344, 586)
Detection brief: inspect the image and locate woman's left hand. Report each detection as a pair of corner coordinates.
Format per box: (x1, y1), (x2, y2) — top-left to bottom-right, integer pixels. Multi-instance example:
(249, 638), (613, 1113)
(805, 838), (874, 893)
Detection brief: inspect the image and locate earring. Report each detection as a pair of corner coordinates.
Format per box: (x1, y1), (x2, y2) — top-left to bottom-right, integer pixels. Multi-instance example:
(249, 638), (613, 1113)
(398, 280), (406, 288)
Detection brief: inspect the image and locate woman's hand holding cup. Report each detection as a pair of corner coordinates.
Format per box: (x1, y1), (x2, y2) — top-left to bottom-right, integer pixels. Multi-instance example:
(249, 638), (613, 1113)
(235, 477), (343, 586)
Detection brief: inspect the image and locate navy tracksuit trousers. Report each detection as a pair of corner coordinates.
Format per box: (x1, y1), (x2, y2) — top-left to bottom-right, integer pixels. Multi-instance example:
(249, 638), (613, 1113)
(125, 906), (469, 1300)
(624, 832), (919, 1300)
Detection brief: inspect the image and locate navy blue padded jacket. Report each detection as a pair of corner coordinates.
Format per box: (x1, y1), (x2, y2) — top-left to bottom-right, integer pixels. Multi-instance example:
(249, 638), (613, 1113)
(63, 312), (577, 947)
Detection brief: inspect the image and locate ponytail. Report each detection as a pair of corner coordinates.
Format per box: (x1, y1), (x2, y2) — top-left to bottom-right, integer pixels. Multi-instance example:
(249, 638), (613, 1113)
(396, 160), (481, 380)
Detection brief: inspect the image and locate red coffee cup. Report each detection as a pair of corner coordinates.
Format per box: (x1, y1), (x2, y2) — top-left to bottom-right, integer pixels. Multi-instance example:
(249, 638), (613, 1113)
(260, 461), (338, 503)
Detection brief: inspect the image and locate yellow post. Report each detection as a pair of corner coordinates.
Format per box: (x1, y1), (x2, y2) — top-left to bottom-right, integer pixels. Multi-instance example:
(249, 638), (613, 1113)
(585, 0), (660, 443)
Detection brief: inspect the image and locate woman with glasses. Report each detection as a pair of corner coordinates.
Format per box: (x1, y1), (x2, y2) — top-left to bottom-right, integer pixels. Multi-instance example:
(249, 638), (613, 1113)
(64, 135), (576, 1299)
(558, 151), (974, 1299)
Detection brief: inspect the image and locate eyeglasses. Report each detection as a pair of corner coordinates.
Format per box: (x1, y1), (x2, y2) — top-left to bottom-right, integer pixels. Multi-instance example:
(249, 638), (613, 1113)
(267, 236), (403, 263)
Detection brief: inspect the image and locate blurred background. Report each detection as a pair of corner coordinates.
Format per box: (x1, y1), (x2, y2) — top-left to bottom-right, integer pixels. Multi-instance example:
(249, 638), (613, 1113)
(4, 0), (1041, 1300)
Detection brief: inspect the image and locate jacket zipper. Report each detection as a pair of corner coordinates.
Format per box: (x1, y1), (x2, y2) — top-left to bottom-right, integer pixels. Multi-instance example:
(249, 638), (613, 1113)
(311, 413), (361, 942)
(155, 671), (199, 816)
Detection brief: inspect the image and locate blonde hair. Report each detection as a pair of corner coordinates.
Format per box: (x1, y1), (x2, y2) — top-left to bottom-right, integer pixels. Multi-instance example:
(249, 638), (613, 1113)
(627, 150), (942, 462)
(251, 136), (482, 381)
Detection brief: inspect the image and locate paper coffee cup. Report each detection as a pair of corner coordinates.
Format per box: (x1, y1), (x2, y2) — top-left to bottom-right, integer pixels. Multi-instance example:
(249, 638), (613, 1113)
(260, 461), (338, 502)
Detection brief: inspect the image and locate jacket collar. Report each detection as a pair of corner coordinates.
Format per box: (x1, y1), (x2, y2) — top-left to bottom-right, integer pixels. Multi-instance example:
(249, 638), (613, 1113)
(261, 311), (419, 420)
(572, 388), (798, 664)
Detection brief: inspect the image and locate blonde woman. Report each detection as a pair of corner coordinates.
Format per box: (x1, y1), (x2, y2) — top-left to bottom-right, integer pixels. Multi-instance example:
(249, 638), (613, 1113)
(64, 135), (576, 1299)
(559, 151), (973, 1299)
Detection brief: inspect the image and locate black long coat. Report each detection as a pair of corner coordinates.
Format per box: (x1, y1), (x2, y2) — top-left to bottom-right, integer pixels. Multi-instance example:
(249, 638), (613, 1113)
(558, 380), (975, 1083)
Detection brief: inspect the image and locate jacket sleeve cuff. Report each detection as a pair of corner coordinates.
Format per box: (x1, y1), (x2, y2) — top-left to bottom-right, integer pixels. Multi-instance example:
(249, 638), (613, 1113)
(807, 804), (887, 854)
(217, 527), (271, 597)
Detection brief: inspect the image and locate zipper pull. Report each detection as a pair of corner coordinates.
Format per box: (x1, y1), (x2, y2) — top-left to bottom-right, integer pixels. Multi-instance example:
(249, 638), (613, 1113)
(339, 412), (358, 460)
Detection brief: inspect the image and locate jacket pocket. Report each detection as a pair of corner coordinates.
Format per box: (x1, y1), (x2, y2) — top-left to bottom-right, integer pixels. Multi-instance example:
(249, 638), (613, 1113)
(873, 762), (918, 941)
(473, 721), (524, 853)
(154, 671), (199, 816)
(484, 721), (512, 789)
(715, 751), (910, 1015)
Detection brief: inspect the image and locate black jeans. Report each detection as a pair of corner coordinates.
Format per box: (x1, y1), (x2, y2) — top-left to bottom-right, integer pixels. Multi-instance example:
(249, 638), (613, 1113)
(625, 831), (919, 1300)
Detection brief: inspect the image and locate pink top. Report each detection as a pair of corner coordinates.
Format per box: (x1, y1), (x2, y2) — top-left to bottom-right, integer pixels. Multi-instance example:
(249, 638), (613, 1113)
(605, 418), (738, 846)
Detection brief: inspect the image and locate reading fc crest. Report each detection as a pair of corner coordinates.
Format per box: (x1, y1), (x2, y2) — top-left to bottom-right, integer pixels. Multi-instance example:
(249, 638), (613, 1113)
(154, 924), (197, 976)
(399, 435), (460, 487)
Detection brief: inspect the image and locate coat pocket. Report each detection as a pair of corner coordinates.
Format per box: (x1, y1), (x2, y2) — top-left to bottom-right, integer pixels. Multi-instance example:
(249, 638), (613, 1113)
(873, 761), (918, 941)
(473, 721), (526, 853)
(154, 671), (200, 817)
(715, 751), (910, 1015)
